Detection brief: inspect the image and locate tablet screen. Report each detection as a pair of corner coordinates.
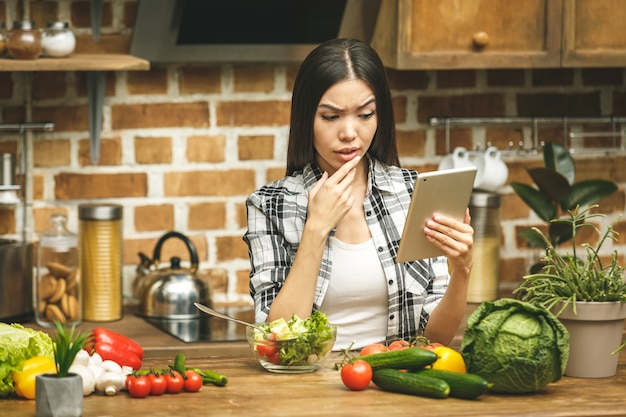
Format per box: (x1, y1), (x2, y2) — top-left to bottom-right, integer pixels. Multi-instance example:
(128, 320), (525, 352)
(396, 166), (477, 262)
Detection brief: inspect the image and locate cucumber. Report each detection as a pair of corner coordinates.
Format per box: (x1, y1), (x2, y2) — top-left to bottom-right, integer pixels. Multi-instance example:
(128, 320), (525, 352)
(360, 347), (438, 370)
(372, 368), (450, 399)
(413, 369), (492, 400)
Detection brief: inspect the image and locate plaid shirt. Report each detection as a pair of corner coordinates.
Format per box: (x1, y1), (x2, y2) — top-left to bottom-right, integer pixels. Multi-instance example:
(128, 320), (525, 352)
(243, 157), (450, 342)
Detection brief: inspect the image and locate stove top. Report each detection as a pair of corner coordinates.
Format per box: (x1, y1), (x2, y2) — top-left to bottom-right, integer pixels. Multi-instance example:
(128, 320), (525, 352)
(141, 306), (255, 343)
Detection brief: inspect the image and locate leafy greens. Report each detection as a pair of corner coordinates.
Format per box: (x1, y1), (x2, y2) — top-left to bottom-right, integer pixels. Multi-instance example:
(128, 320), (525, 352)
(0, 323), (54, 397)
(460, 298), (569, 394)
(255, 311), (336, 366)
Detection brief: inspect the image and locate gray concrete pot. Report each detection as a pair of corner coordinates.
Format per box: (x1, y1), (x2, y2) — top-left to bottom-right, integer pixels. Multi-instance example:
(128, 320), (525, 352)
(556, 301), (626, 378)
(35, 373), (83, 417)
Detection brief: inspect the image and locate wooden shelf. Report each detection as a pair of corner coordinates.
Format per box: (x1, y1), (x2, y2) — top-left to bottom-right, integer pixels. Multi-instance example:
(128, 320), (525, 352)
(0, 53), (150, 71)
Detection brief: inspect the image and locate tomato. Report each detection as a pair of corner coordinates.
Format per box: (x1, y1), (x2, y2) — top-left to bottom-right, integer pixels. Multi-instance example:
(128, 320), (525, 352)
(268, 351), (281, 365)
(148, 373), (167, 396)
(183, 370), (203, 392)
(126, 374), (151, 398)
(165, 371), (184, 394)
(340, 360), (373, 391)
(359, 343), (388, 356)
(388, 340), (410, 351)
(256, 333), (278, 358)
(430, 346), (467, 373)
(422, 342), (443, 351)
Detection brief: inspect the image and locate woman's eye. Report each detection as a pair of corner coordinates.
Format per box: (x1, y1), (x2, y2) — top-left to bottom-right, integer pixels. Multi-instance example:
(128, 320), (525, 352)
(321, 114), (338, 121)
(360, 112), (375, 120)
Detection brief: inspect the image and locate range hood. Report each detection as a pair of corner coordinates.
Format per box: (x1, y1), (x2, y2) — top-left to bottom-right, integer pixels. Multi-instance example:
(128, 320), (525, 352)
(130, 0), (381, 63)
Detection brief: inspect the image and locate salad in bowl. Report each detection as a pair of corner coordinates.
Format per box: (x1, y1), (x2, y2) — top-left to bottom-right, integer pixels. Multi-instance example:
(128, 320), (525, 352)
(247, 311), (337, 373)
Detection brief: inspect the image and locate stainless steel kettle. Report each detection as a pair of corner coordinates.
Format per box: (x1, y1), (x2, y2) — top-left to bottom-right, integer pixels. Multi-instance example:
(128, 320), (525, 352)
(136, 231), (210, 319)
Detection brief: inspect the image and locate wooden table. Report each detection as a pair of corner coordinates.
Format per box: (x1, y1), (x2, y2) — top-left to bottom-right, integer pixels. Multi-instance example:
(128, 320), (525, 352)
(6, 307), (626, 416)
(3, 349), (626, 417)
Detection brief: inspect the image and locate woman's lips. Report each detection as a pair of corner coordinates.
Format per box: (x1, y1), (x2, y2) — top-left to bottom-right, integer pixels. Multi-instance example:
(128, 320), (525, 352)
(336, 148), (359, 162)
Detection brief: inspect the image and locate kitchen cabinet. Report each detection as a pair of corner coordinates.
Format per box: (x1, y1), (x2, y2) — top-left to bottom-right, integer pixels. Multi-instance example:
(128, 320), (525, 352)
(562, 0), (626, 67)
(371, 0), (563, 70)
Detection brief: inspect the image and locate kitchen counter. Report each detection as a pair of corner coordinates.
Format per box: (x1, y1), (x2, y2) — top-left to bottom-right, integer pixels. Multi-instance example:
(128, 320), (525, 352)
(6, 305), (626, 416)
(3, 349), (626, 417)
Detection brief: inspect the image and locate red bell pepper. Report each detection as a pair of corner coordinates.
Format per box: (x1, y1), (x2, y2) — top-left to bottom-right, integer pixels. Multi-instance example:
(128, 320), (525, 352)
(87, 328), (144, 370)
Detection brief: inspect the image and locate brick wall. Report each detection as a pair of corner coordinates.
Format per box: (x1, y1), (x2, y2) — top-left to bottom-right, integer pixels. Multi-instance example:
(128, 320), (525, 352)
(1, 0), (625, 306)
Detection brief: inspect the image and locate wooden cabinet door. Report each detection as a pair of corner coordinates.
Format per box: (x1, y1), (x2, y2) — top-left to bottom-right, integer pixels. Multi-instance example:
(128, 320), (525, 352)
(562, 0), (626, 67)
(371, 0), (562, 69)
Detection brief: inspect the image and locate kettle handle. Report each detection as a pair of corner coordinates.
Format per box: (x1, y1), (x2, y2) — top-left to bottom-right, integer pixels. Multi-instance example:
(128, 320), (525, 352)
(152, 231), (199, 273)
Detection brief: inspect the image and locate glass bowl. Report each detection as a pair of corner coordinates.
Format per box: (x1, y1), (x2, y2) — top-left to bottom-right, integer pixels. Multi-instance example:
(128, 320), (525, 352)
(246, 325), (337, 373)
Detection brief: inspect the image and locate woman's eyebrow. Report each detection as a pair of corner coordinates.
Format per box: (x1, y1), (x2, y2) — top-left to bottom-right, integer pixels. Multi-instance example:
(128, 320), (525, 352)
(318, 98), (376, 112)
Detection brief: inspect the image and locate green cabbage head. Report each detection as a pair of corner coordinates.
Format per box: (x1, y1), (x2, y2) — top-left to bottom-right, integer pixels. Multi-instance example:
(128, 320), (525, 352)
(460, 298), (569, 394)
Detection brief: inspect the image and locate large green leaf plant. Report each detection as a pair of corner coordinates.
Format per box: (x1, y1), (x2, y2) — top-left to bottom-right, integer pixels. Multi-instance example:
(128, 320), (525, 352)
(510, 142), (617, 251)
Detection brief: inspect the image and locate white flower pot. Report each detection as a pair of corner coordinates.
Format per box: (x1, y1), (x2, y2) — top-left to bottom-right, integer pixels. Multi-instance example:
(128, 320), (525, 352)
(556, 301), (626, 378)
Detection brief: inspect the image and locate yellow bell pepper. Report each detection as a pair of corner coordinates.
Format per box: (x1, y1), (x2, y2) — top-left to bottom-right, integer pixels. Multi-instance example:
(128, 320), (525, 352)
(430, 346), (467, 374)
(12, 356), (56, 399)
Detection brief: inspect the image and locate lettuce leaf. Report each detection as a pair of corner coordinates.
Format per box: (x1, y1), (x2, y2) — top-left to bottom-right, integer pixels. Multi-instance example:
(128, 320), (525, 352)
(0, 323), (54, 397)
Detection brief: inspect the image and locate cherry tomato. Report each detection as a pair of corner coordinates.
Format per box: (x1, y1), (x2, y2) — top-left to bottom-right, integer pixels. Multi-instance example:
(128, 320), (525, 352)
(268, 351), (281, 365)
(148, 373), (167, 396)
(422, 342), (443, 351)
(359, 343), (388, 356)
(256, 333), (278, 358)
(388, 340), (410, 351)
(430, 346), (467, 373)
(126, 374), (151, 398)
(165, 371), (185, 394)
(340, 359), (373, 391)
(183, 370), (203, 392)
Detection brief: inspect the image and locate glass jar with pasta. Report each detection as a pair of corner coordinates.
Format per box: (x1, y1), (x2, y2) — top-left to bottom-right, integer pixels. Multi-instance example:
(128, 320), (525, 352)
(79, 204), (123, 321)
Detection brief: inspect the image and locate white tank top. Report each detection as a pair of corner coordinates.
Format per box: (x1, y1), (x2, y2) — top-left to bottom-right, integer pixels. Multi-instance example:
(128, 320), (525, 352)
(320, 236), (388, 350)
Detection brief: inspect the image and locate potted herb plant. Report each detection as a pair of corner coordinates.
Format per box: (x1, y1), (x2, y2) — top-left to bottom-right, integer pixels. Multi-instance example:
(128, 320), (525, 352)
(510, 141), (617, 273)
(514, 205), (626, 378)
(35, 322), (91, 417)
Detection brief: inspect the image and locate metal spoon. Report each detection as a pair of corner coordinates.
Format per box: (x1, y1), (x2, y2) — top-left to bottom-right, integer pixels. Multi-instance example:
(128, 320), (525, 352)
(194, 302), (268, 334)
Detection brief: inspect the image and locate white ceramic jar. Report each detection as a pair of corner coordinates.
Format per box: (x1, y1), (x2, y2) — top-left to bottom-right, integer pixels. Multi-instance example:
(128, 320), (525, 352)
(42, 21), (75, 58)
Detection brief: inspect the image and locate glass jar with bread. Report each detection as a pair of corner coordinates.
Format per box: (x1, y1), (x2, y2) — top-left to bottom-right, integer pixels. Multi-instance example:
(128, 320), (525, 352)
(36, 213), (81, 327)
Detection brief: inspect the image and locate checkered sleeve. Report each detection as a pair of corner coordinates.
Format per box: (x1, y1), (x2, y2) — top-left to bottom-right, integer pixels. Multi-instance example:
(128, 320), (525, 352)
(243, 178), (308, 323)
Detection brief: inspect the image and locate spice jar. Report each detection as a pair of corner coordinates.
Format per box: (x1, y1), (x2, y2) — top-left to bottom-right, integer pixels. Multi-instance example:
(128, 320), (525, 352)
(42, 21), (75, 58)
(36, 214), (81, 327)
(0, 22), (8, 57)
(79, 204), (123, 322)
(7, 20), (42, 60)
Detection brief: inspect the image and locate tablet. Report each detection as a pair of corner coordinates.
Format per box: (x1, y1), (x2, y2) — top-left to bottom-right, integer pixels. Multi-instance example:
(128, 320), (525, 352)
(396, 166), (477, 262)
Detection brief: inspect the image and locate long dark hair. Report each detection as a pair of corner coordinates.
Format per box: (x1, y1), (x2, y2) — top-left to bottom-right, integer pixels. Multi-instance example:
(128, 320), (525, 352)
(286, 38), (399, 175)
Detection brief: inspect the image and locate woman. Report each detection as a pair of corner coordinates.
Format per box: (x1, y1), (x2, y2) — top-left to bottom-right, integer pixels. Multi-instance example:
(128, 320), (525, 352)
(243, 38), (473, 350)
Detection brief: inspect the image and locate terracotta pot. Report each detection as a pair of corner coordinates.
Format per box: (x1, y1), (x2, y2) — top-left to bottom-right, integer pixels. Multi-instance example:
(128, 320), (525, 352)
(35, 373), (83, 417)
(556, 301), (626, 378)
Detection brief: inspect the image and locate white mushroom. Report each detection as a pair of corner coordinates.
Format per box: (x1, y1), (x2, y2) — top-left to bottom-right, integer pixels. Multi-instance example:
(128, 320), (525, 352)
(95, 371), (126, 396)
(88, 352), (103, 367)
(73, 349), (91, 367)
(101, 360), (123, 374)
(88, 362), (105, 381)
(69, 364), (96, 396)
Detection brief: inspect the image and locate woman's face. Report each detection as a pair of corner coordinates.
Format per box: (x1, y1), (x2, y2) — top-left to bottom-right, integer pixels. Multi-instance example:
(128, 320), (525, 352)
(313, 79), (377, 175)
